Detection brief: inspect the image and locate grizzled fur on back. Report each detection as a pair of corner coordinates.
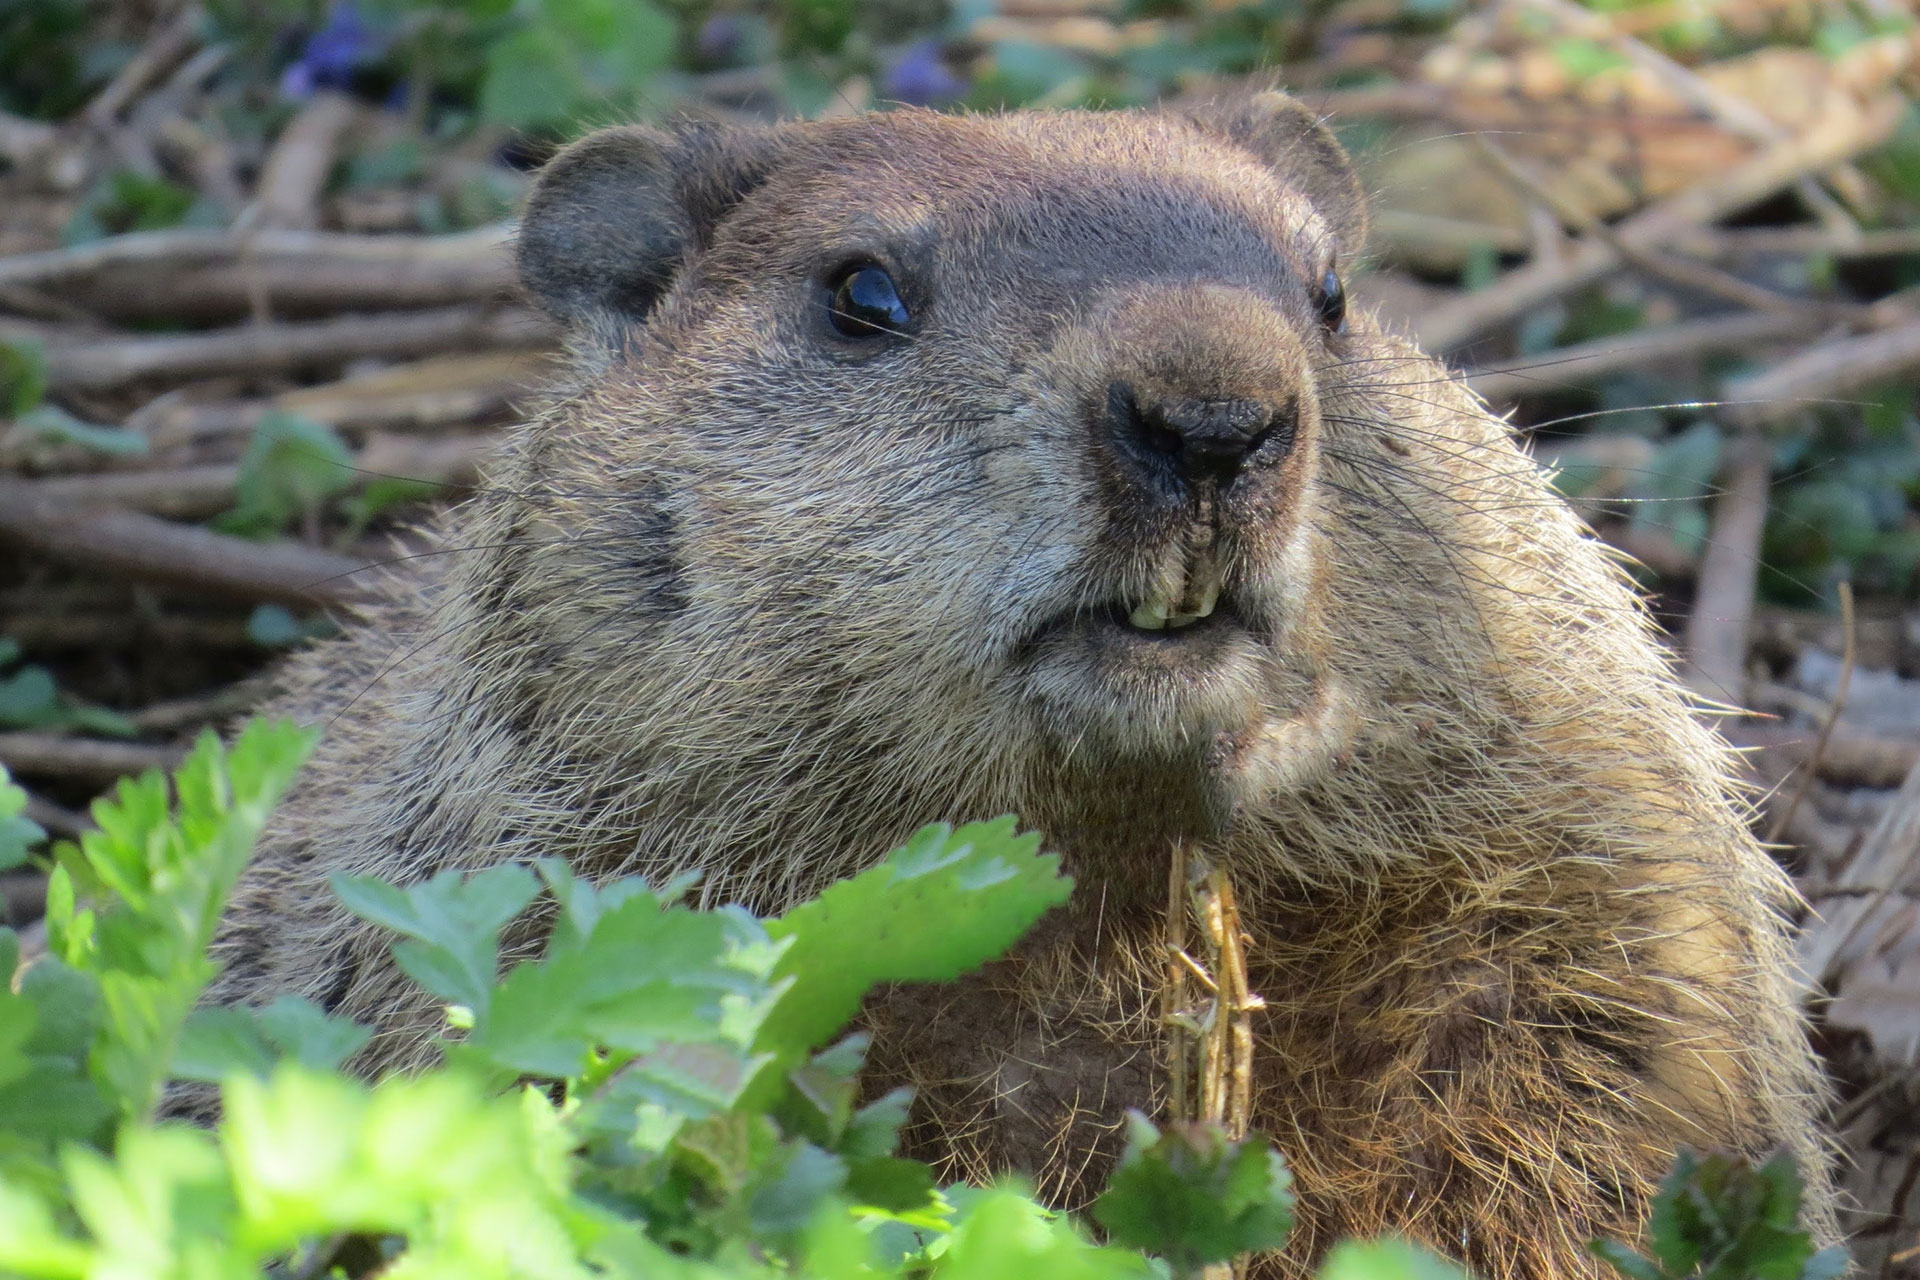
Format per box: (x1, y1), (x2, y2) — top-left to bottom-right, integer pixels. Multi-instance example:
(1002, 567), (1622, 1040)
(208, 96), (1838, 1279)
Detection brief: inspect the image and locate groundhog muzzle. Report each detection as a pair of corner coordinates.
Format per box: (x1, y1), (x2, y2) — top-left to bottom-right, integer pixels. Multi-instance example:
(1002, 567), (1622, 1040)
(207, 94), (1840, 1278)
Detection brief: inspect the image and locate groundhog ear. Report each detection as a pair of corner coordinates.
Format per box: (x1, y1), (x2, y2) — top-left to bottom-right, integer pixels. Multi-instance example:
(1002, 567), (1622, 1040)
(517, 123), (778, 327)
(1176, 90), (1367, 252)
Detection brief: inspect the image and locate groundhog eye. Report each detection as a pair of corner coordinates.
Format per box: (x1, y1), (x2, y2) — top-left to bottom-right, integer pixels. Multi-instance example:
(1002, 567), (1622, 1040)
(827, 264), (911, 339)
(1314, 269), (1346, 334)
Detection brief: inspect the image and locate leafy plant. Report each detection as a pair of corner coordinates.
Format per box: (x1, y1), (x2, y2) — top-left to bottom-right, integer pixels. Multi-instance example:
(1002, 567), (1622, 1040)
(0, 638), (138, 738)
(0, 0), (126, 121)
(475, 0), (675, 131)
(1592, 1151), (1847, 1280)
(0, 339), (49, 418)
(0, 720), (1845, 1280)
(216, 410), (358, 539)
(62, 171), (223, 246)
(1094, 1112), (1296, 1277)
(0, 765), (45, 873)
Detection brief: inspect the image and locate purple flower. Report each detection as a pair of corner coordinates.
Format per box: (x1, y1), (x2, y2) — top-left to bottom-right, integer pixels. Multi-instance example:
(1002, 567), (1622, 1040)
(883, 41), (966, 106)
(280, 1), (380, 100)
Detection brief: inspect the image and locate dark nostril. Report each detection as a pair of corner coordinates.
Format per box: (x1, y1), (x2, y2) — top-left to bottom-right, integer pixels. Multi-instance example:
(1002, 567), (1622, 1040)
(1109, 382), (1176, 459)
(1104, 382), (1295, 497)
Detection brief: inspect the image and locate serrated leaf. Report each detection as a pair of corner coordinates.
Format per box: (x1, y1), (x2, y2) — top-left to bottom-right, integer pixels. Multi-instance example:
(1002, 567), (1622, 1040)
(841, 1087), (913, 1161)
(536, 858), (685, 957)
(467, 879), (778, 1081)
(0, 766), (42, 872)
(43, 720), (316, 1121)
(1613, 1151), (1833, 1280)
(620, 1041), (769, 1116)
(332, 863), (539, 1021)
(0, 952), (109, 1144)
(937, 1186), (1154, 1280)
(1093, 1113), (1294, 1271)
(0, 815), (43, 872)
(758, 817), (1069, 1063)
(179, 997), (363, 1097)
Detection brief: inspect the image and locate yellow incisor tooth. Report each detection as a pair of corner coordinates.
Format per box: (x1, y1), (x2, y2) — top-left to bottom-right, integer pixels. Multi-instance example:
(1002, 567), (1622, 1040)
(1189, 581), (1219, 619)
(1129, 601), (1171, 630)
(1177, 547), (1222, 620)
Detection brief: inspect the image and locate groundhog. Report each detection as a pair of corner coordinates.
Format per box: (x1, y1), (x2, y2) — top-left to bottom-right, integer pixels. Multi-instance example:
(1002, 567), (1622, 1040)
(206, 93), (1839, 1278)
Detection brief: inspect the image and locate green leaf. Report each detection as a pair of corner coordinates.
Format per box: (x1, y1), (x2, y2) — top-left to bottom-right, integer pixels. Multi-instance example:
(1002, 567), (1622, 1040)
(0, 665), (59, 728)
(1092, 1113), (1294, 1272)
(216, 410), (356, 538)
(979, 40), (1088, 105)
(332, 863), (540, 1023)
(1591, 1238), (1670, 1280)
(174, 1007), (276, 1083)
(1320, 1240), (1471, 1280)
(0, 932), (32, 1087)
(747, 1139), (845, 1239)
(339, 475), (446, 540)
(1551, 37), (1630, 79)
(758, 817), (1069, 1065)
(45, 719), (317, 1121)
(245, 604), (335, 649)
(257, 995), (372, 1071)
(845, 1155), (935, 1214)
(0, 764), (46, 871)
(841, 1086), (913, 1161)
(935, 1186), (1155, 1280)
(0, 951), (110, 1144)
(15, 405), (149, 456)
(1598, 1151), (1836, 1280)
(176, 996), (371, 1084)
(0, 339), (49, 416)
(462, 872), (780, 1081)
(478, 26), (583, 130)
(0, 662), (135, 737)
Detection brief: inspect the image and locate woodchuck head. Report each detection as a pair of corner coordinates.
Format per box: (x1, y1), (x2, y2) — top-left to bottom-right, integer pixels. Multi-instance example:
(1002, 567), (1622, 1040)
(498, 96), (1505, 882)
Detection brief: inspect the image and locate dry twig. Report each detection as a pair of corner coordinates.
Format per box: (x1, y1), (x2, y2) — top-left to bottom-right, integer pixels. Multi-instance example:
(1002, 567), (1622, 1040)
(0, 477), (377, 606)
(45, 304), (550, 392)
(1684, 428), (1771, 701)
(1726, 315), (1920, 429)
(0, 733), (188, 783)
(0, 225), (517, 320)
(251, 91), (357, 233)
(1465, 311), (1821, 403)
(1416, 95), (1904, 352)
(1470, 133), (1817, 318)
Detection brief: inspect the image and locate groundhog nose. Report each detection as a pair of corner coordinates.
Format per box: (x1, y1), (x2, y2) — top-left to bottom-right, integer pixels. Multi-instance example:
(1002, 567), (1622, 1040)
(1104, 381), (1296, 496)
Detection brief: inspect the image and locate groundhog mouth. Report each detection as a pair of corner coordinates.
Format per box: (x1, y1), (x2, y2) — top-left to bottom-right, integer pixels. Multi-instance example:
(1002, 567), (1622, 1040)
(1012, 541), (1250, 662)
(1015, 596), (1248, 662)
(1099, 599), (1235, 642)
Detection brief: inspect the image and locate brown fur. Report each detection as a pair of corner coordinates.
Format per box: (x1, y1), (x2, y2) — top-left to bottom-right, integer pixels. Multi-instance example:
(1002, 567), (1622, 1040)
(205, 96), (1838, 1278)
